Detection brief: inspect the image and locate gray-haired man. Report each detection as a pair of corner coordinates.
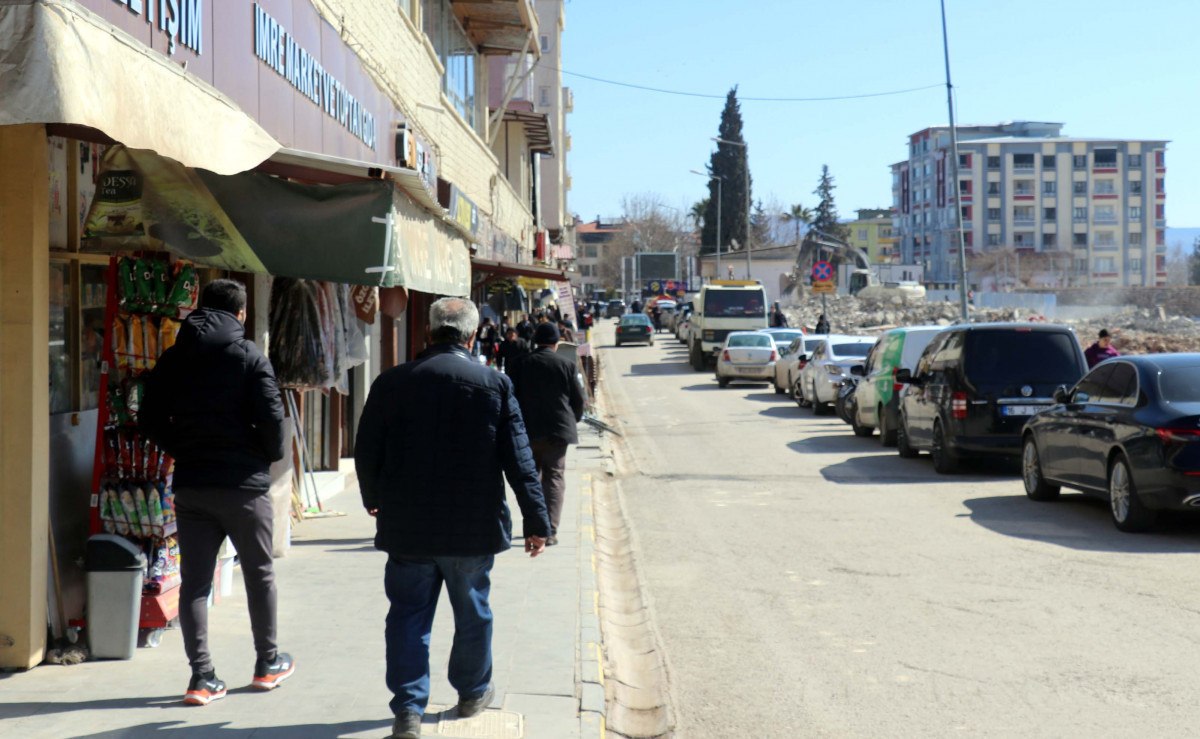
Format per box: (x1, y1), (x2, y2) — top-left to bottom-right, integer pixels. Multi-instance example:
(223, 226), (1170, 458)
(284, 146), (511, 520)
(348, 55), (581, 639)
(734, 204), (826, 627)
(355, 297), (551, 739)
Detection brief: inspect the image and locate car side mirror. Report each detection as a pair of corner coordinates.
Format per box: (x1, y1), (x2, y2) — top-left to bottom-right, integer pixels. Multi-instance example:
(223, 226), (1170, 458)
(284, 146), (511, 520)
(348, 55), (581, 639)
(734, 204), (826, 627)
(850, 364), (865, 377)
(798, 354), (808, 363)
(1073, 391), (1090, 404)
(894, 368), (913, 384)
(1053, 386), (1070, 404)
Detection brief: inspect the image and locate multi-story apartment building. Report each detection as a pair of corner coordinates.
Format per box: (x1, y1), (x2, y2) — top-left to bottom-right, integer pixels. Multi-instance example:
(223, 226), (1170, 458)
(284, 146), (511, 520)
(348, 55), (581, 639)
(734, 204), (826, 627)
(576, 217), (626, 297)
(847, 208), (897, 264)
(533, 0), (574, 266)
(892, 122), (1168, 287)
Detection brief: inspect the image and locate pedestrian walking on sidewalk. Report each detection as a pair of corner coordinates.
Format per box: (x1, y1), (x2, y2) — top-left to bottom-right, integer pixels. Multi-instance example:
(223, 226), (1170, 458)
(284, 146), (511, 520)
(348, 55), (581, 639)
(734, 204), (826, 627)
(509, 322), (586, 546)
(140, 279), (294, 707)
(770, 302), (789, 328)
(355, 297), (551, 739)
(497, 326), (531, 375)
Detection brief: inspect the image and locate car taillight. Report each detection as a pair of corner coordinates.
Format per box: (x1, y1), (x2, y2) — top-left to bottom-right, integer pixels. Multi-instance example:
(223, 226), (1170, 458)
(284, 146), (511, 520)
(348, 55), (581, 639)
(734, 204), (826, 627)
(1155, 428), (1200, 444)
(952, 391), (968, 420)
(769, 351), (777, 362)
(722, 350), (731, 361)
(892, 367), (903, 394)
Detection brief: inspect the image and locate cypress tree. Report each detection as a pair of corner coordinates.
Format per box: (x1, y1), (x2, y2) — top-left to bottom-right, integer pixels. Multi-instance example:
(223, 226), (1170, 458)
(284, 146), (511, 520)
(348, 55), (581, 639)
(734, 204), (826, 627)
(700, 87), (751, 255)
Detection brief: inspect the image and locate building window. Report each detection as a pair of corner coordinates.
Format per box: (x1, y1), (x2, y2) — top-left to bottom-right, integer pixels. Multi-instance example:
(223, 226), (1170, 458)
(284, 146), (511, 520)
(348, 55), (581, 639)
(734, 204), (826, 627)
(1043, 181), (1057, 195)
(987, 233), (1001, 246)
(1014, 206), (1034, 222)
(1094, 180), (1115, 195)
(538, 86), (551, 107)
(961, 205), (972, 220)
(1129, 206), (1142, 221)
(1130, 258), (1142, 272)
(987, 182), (1000, 195)
(987, 208), (1000, 221)
(1128, 154), (1142, 168)
(1073, 258), (1088, 272)
(1094, 205), (1116, 223)
(1093, 149), (1118, 168)
(1014, 232), (1034, 246)
(1129, 232), (1143, 246)
(540, 34), (550, 52)
(1014, 180), (1035, 196)
(1073, 181), (1087, 195)
(1155, 203), (1165, 221)
(1095, 257), (1116, 272)
(959, 179), (971, 194)
(1096, 231), (1116, 247)
(424, 0), (478, 129)
(1043, 232), (1057, 248)
(1073, 232), (1087, 247)
(1155, 177), (1165, 194)
(1044, 207), (1057, 220)
(1155, 150), (1165, 168)
(963, 231), (973, 247)
(398, 0), (413, 16)
(583, 244), (598, 258)
(959, 153), (972, 168)
(1073, 207), (1088, 221)
(986, 156), (1000, 169)
(857, 228), (868, 240)
(1130, 180), (1143, 195)
(1073, 154), (1087, 169)
(1013, 153), (1035, 170)
(1042, 154), (1056, 168)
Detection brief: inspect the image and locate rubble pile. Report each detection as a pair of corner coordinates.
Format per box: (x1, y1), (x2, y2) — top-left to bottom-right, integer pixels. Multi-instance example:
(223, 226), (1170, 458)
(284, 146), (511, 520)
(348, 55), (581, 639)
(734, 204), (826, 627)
(783, 295), (1200, 355)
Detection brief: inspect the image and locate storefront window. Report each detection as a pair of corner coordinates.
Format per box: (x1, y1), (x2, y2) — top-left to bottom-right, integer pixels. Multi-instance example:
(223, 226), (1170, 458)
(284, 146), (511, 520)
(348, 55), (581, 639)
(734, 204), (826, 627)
(50, 262), (71, 414)
(422, 0), (478, 129)
(80, 264), (108, 410)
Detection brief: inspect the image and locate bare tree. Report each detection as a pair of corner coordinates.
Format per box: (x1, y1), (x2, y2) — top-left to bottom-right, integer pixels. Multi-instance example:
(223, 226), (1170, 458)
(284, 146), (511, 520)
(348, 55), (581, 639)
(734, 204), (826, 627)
(597, 194), (690, 290)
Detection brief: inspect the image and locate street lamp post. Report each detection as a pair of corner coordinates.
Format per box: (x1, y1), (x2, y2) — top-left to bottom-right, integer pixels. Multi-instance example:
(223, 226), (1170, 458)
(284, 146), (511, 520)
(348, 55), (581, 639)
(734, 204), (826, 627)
(712, 137), (751, 280)
(689, 170), (723, 281)
(940, 0), (969, 320)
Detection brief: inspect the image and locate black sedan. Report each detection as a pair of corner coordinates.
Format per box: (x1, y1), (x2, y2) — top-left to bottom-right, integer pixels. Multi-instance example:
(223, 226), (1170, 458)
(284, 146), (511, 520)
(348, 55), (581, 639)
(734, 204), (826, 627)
(1020, 354), (1200, 532)
(615, 313), (654, 346)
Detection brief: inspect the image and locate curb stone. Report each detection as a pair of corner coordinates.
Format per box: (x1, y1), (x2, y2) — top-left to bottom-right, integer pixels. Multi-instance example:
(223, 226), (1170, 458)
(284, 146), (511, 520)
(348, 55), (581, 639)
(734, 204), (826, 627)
(577, 470), (607, 739)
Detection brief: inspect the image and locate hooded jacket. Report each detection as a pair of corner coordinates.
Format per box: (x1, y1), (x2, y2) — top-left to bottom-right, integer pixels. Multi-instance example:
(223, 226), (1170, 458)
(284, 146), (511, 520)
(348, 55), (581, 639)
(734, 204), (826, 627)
(354, 343), (550, 557)
(140, 308), (286, 491)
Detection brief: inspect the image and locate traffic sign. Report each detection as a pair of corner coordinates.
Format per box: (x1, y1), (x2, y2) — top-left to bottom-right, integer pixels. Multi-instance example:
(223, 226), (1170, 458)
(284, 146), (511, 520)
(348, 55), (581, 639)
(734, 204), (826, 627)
(810, 282), (836, 295)
(811, 261), (833, 282)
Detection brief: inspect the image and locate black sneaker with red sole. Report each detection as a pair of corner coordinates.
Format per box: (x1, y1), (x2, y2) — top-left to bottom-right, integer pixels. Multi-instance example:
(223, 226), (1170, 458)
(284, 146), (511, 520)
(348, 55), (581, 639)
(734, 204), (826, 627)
(183, 673), (227, 706)
(251, 652), (295, 690)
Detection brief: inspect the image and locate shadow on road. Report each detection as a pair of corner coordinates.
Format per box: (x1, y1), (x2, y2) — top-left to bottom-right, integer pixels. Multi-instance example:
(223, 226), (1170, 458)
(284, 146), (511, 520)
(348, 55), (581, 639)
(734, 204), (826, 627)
(760, 406), (804, 419)
(790, 434), (886, 456)
(961, 494), (1200, 552)
(740, 391), (790, 403)
(626, 363), (696, 377)
(681, 383), (722, 392)
(818, 453), (1014, 485)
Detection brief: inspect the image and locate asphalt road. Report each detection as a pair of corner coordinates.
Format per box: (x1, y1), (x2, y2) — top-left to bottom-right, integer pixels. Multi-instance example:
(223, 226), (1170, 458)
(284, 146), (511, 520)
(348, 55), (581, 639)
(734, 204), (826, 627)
(595, 319), (1200, 738)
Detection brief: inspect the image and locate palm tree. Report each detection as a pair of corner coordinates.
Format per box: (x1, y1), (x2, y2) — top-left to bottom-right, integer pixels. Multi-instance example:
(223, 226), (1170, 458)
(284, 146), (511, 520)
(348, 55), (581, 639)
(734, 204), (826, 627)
(690, 198), (709, 232)
(781, 203), (813, 245)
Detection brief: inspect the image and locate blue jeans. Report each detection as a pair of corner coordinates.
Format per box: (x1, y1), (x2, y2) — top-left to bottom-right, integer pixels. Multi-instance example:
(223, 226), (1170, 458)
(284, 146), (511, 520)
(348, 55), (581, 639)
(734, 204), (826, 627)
(384, 554), (495, 716)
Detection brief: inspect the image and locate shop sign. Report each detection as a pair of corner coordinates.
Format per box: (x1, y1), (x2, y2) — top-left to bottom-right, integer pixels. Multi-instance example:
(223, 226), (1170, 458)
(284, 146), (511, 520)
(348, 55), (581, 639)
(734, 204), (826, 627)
(438, 181), (479, 238)
(253, 3), (377, 150)
(396, 124), (438, 195)
(111, 0), (203, 56)
(349, 285), (378, 324)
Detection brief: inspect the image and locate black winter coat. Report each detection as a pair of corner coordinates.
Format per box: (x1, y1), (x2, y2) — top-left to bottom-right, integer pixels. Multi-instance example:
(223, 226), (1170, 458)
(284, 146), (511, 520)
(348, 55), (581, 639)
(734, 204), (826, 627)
(354, 343), (550, 557)
(140, 309), (285, 491)
(509, 347), (586, 445)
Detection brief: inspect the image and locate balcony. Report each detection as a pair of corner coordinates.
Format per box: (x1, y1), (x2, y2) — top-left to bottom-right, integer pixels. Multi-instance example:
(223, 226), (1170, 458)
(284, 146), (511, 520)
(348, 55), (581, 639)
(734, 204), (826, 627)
(450, 0), (539, 56)
(563, 86), (574, 113)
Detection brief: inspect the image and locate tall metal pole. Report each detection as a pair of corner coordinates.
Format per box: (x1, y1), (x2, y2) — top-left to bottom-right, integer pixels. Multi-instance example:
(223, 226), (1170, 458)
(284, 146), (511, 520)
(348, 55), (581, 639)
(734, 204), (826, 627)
(715, 176), (722, 279)
(941, 0), (969, 321)
(744, 143), (752, 280)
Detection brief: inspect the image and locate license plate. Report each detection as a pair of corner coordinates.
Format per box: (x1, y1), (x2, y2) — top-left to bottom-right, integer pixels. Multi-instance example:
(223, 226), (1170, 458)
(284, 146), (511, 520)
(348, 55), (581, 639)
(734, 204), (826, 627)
(737, 366), (764, 375)
(1002, 405), (1044, 417)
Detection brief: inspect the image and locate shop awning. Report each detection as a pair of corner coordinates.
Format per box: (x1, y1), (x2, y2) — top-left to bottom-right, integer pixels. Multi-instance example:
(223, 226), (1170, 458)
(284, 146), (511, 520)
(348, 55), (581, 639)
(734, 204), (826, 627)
(0, 0), (278, 175)
(266, 148), (445, 215)
(471, 258), (567, 282)
(451, 0), (539, 56)
(492, 102), (553, 154)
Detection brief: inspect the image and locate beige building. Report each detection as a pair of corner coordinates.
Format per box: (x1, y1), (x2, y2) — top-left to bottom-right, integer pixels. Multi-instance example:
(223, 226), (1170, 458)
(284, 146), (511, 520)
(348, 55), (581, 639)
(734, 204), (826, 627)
(0, 0), (565, 669)
(847, 208), (897, 264)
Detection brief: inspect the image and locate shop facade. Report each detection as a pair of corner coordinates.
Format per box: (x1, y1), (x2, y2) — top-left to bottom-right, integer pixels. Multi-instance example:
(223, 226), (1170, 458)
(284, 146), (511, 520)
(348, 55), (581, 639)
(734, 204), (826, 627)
(0, 0), (540, 669)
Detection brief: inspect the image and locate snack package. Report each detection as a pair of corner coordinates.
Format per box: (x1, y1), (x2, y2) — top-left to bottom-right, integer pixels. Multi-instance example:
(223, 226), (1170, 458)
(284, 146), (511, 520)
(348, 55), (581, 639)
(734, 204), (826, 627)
(125, 378), (144, 424)
(142, 315), (159, 365)
(149, 485), (165, 535)
(99, 489), (116, 534)
(141, 439), (157, 481)
(118, 432), (134, 479)
(130, 431), (143, 480)
(148, 541), (167, 582)
(118, 259), (138, 310)
(151, 260), (170, 310)
(134, 259), (156, 311)
(168, 263), (198, 312)
(110, 486), (131, 536)
(119, 487), (139, 537)
(133, 486), (153, 538)
(157, 454), (174, 483)
(129, 314), (144, 370)
(159, 317), (179, 352)
(158, 483), (175, 526)
(109, 382), (129, 427)
(113, 317), (129, 370)
(103, 428), (120, 475)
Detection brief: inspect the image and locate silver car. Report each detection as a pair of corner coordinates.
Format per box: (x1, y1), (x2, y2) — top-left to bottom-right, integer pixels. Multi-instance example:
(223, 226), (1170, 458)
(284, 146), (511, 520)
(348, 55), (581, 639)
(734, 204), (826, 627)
(797, 335), (877, 414)
(715, 331), (777, 388)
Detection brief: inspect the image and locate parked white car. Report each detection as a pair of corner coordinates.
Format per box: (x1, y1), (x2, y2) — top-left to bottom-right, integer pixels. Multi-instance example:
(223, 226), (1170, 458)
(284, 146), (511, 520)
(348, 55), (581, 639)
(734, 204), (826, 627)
(759, 328), (805, 352)
(715, 331), (777, 388)
(775, 335), (831, 399)
(797, 335), (876, 414)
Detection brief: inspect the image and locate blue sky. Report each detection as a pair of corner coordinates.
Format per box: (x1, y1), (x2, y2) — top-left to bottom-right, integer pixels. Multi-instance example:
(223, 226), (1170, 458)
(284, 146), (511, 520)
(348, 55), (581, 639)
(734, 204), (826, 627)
(561, 0), (1198, 228)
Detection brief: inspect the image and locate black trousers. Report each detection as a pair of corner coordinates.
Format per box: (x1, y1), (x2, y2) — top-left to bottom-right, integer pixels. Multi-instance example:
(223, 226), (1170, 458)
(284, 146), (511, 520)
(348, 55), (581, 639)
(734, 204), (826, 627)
(175, 486), (277, 674)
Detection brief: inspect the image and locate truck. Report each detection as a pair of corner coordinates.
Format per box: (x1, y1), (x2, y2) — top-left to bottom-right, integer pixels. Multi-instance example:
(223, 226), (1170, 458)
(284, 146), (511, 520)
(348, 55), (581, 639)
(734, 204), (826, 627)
(687, 280), (769, 371)
(782, 229), (926, 303)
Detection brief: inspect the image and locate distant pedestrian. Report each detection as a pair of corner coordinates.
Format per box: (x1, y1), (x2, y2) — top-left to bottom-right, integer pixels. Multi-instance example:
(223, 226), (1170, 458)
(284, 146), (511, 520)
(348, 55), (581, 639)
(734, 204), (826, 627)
(814, 314), (830, 334)
(355, 297), (550, 739)
(140, 279), (293, 706)
(558, 319), (576, 343)
(516, 314), (534, 342)
(477, 317), (498, 365)
(651, 304), (663, 333)
(497, 326), (532, 374)
(770, 302), (788, 328)
(1085, 328), (1120, 368)
(509, 322), (586, 547)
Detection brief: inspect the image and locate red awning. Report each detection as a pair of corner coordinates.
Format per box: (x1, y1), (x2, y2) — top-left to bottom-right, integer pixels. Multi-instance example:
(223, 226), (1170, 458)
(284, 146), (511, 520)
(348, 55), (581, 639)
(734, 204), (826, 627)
(471, 257), (566, 282)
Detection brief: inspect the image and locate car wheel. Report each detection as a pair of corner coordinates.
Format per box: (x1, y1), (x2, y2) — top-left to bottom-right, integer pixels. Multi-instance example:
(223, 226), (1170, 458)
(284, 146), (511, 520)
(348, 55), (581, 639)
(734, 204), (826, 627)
(812, 382), (830, 415)
(615, 340), (622, 347)
(1022, 435), (1060, 501)
(774, 379), (785, 396)
(878, 405), (897, 447)
(718, 376), (730, 388)
(1109, 454), (1156, 532)
(896, 417), (919, 458)
(793, 378), (807, 408)
(930, 420), (959, 474)
(690, 341), (704, 371)
(851, 411), (873, 437)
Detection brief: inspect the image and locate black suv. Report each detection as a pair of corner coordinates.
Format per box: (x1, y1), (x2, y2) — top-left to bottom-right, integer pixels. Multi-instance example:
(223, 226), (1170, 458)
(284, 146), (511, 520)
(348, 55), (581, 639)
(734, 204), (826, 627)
(895, 323), (1088, 473)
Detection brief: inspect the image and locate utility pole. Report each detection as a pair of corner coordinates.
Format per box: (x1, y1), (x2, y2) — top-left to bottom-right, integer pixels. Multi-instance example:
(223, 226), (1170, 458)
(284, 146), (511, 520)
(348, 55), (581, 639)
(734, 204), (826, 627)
(940, 0), (969, 321)
(690, 170), (723, 280)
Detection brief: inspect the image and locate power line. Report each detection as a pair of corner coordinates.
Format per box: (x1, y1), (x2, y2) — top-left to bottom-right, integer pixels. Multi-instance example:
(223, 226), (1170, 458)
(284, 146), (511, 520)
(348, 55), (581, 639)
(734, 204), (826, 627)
(554, 66), (943, 102)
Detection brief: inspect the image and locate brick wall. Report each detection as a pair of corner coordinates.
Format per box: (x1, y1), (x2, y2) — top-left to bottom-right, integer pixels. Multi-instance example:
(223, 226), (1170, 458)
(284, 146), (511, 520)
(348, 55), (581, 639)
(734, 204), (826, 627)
(308, 0), (534, 252)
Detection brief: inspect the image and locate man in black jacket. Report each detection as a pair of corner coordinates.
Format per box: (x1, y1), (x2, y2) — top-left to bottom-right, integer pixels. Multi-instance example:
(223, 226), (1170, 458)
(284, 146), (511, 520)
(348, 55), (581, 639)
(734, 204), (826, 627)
(355, 297), (550, 739)
(140, 279), (291, 706)
(510, 322), (586, 546)
(496, 326), (531, 374)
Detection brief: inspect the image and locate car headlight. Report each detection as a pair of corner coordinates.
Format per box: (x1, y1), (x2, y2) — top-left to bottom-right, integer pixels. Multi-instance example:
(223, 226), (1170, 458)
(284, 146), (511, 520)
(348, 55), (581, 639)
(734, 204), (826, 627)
(825, 365), (843, 376)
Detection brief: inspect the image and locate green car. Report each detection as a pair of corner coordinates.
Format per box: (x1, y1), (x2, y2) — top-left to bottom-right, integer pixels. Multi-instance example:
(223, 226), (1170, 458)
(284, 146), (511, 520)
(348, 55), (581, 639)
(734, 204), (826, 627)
(851, 326), (943, 445)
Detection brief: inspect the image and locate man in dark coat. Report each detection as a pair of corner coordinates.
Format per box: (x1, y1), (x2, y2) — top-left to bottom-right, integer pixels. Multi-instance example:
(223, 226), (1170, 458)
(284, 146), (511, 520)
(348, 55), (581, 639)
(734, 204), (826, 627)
(496, 326), (531, 374)
(509, 323), (586, 546)
(140, 279), (292, 707)
(355, 297), (550, 739)
(770, 302), (789, 328)
(814, 314), (831, 334)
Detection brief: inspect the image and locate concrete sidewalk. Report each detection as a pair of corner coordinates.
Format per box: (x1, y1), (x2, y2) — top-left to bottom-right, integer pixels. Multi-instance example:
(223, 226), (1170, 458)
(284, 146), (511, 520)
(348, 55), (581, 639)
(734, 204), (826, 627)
(0, 427), (607, 739)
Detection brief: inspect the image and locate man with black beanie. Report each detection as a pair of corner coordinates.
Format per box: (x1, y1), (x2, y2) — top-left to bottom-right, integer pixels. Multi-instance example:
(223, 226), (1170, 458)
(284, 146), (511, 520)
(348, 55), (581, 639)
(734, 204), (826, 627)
(509, 322), (586, 545)
(140, 278), (292, 706)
